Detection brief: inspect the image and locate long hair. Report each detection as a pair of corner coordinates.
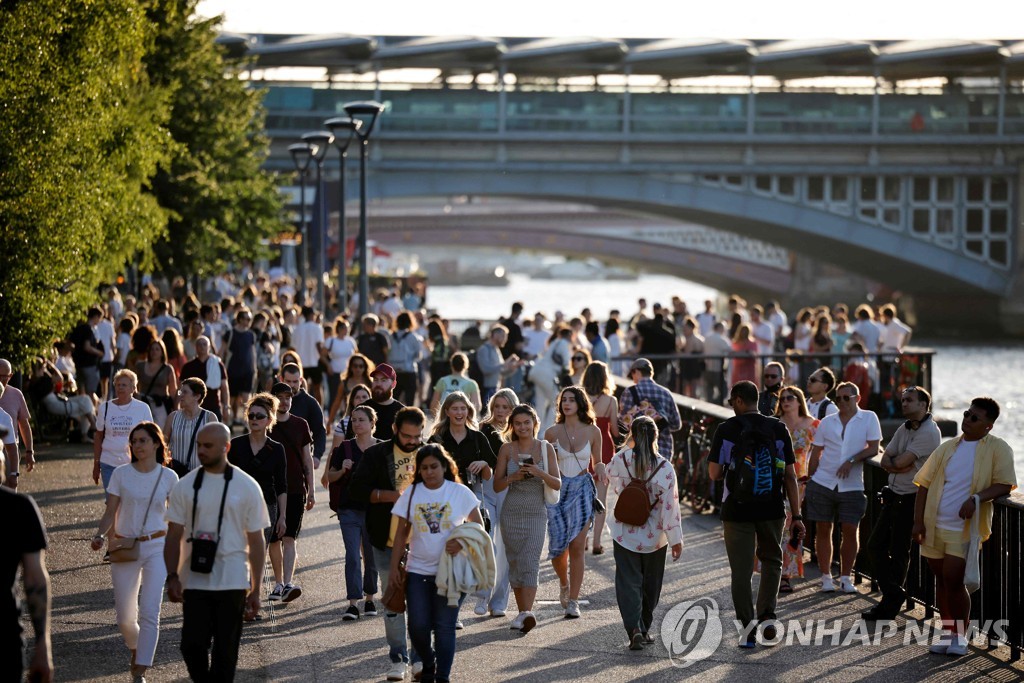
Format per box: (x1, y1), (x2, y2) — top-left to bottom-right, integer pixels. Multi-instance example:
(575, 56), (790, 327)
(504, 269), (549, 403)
(146, 338), (168, 363)
(503, 403), (540, 440)
(629, 416), (659, 476)
(582, 361), (614, 397)
(430, 391), (477, 439)
(776, 385), (809, 418)
(162, 328), (184, 360)
(343, 353), (375, 383)
(129, 421), (170, 467)
(345, 383), (371, 416)
(554, 385), (595, 425)
(481, 388), (519, 429)
(412, 444), (463, 485)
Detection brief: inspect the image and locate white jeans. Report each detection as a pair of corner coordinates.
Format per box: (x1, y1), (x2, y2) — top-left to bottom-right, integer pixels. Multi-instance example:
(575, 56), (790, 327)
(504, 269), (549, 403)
(110, 536), (167, 666)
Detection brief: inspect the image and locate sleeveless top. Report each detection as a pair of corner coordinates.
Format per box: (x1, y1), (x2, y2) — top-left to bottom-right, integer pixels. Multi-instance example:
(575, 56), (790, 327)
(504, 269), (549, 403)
(554, 437), (593, 478)
(595, 416), (615, 465)
(168, 408), (214, 470)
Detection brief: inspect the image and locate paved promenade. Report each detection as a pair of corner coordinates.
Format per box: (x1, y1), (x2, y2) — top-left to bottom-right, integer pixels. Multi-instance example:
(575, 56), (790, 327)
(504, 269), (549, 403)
(18, 440), (1024, 682)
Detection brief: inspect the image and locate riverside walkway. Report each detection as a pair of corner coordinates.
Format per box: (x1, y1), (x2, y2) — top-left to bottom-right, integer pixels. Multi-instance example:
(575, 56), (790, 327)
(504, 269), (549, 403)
(21, 441), (1024, 682)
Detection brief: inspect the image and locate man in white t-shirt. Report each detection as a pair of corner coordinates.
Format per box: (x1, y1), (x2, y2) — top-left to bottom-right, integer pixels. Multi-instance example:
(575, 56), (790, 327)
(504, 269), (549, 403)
(92, 369), (153, 494)
(695, 300), (716, 338)
(852, 305), (882, 353)
(165, 422), (268, 681)
(291, 306), (325, 404)
(521, 314), (550, 359)
(806, 381), (881, 594)
(94, 310), (117, 400)
(750, 305), (774, 357)
(0, 405), (19, 491)
(912, 397), (1016, 656)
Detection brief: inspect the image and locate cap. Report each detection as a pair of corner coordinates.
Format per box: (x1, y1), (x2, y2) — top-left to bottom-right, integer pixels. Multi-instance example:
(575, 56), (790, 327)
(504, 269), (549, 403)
(630, 358), (654, 375)
(270, 382), (294, 397)
(370, 363), (397, 381)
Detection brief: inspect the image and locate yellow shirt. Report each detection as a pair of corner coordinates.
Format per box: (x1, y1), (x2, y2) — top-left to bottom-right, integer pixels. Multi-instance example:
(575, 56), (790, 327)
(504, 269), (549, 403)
(387, 445), (417, 548)
(914, 433), (1017, 542)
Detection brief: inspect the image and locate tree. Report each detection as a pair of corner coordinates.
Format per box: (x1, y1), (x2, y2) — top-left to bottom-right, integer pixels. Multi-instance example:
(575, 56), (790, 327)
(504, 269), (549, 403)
(0, 0), (169, 366)
(143, 0), (285, 280)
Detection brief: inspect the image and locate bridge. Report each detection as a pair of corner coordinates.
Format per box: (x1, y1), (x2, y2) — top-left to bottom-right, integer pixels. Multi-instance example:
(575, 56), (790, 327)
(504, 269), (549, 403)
(225, 34), (1024, 332)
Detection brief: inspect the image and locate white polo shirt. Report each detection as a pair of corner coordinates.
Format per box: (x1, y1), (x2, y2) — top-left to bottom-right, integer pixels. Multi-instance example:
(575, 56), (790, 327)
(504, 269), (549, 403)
(811, 409), (882, 492)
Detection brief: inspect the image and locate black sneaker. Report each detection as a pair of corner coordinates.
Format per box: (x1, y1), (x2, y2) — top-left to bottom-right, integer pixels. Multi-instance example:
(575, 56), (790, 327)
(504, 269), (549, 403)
(281, 583), (302, 603)
(363, 600), (377, 616)
(629, 631), (645, 651)
(342, 605), (360, 621)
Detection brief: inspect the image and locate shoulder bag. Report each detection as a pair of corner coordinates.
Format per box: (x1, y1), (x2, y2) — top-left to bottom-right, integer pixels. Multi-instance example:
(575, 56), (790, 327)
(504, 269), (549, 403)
(108, 468), (165, 562)
(171, 410), (210, 478)
(188, 465), (234, 574)
(539, 441), (561, 506)
(382, 483), (415, 613)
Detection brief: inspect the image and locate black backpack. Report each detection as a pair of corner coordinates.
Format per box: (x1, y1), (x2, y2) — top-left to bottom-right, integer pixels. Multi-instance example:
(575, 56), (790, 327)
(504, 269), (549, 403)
(725, 416), (784, 505)
(817, 398), (834, 420)
(466, 350), (484, 387)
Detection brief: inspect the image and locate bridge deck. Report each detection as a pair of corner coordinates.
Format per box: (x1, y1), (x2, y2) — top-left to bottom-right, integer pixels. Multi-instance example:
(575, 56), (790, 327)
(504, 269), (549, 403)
(30, 441), (1024, 682)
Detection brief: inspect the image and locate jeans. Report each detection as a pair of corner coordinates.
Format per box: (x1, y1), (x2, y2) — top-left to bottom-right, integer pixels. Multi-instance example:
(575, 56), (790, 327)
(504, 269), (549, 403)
(339, 509), (378, 600)
(613, 543), (667, 635)
(478, 483), (510, 611)
(111, 537), (166, 666)
(101, 462), (118, 496)
(406, 572), (461, 683)
(723, 518), (785, 629)
(867, 490), (917, 609)
(181, 589), (246, 682)
(371, 546), (419, 665)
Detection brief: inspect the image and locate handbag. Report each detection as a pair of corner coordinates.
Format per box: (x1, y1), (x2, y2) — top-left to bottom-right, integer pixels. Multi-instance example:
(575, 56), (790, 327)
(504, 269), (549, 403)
(964, 494), (982, 594)
(382, 483), (415, 614)
(108, 468), (165, 563)
(538, 441), (560, 506)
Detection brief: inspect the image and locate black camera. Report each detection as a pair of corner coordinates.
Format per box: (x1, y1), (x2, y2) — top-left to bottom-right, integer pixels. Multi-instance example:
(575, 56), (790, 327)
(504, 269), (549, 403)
(190, 535), (219, 574)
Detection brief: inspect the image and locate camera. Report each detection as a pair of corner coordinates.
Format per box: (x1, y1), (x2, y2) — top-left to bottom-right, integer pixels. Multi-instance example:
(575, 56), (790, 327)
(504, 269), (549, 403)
(189, 532), (219, 574)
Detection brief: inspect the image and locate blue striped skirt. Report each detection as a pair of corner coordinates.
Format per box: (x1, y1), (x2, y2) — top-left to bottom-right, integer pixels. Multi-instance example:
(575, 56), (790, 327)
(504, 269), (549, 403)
(546, 472), (595, 559)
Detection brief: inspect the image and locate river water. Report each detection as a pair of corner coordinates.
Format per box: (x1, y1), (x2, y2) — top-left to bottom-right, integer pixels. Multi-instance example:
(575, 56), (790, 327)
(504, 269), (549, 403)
(428, 273), (1024, 477)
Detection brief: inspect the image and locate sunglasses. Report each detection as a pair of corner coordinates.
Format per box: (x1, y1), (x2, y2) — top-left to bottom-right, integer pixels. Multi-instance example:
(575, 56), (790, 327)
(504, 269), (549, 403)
(247, 412), (268, 421)
(963, 410), (985, 423)
(780, 395), (798, 402)
(572, 356), (586, 362)
(837, 395), (858, 402)
(808, 377), (824, 384)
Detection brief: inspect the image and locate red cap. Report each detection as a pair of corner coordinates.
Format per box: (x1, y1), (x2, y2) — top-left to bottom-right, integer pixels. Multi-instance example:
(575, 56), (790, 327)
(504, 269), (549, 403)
(370, 363), (397, 381)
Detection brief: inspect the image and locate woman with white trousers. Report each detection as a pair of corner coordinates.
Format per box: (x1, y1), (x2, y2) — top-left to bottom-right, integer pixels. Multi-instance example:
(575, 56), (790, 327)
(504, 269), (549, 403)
(91, 421), (178, 682)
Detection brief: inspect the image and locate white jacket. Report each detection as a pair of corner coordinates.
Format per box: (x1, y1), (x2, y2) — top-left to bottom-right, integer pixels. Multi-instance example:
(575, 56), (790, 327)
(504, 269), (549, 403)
(435, 522), (496, 607)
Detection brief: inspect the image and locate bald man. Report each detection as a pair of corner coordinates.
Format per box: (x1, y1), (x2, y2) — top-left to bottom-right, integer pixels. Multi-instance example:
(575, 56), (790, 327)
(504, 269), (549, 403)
(165, 422), (269, 682)
(0, 360), (33, 472)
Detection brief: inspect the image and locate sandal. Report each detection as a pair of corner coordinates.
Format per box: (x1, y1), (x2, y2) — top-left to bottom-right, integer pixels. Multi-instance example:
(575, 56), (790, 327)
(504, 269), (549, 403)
(778, 578), (793, 594)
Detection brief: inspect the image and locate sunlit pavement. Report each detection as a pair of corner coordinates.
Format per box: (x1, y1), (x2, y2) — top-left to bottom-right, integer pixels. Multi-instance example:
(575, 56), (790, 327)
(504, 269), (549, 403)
(21, 440), (1024, 682)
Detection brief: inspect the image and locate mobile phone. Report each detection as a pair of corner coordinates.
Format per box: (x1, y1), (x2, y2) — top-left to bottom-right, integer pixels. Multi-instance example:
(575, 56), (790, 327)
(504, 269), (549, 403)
(520, 456), (534, 478)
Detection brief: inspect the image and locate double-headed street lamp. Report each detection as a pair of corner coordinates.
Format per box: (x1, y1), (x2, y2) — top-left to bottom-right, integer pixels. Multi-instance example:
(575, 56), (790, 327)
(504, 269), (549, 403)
(323, 116), (361, 313)
(301, 130), (334, 314)
(288, 141), (317, 305)
(342, 100), (386, 317)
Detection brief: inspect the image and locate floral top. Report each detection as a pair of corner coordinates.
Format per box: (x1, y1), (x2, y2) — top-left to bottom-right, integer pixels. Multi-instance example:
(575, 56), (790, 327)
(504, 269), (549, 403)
(789, 418), (820, 481)
(607, 448), (684, 554)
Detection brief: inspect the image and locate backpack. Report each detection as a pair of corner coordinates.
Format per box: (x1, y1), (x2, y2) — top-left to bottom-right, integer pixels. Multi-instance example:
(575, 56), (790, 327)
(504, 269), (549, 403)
(725, 416), (784, 505)
(466, 350), (484, 387)
(388, 331), (419, 372)
(816, 398), (834, 420)
(613, 457), (666, 527)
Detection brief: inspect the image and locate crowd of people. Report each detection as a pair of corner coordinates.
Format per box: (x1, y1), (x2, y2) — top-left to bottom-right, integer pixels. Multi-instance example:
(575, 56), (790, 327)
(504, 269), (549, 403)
(0, 274), (1015, 682)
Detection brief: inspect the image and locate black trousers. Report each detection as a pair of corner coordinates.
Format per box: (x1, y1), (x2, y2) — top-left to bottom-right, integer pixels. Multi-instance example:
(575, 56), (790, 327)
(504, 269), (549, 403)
(395, 371), (418, 407)
(867, 491), (917, 609)
(613, 543), (667, 636)
(181, 589), (247, 682)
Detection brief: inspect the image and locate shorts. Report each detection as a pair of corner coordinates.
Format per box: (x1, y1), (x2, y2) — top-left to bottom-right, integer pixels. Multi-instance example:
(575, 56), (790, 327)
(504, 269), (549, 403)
(228, 373), (254, 397)
(805, 479), (867, 525)
(303, 366), (323, 384)
(264, 500), (279, 546)
(920, 526), (970, 560)
(99, 361), (114, 379)
(272, 493), (307, 540)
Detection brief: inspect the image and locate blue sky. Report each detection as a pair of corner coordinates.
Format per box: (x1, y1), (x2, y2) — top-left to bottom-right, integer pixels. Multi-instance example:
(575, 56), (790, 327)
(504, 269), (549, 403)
(197, 0), (1022, 40)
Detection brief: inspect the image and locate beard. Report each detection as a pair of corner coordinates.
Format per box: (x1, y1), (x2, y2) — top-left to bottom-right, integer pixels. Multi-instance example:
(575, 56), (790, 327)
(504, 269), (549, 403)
(371, 386), (392, 403)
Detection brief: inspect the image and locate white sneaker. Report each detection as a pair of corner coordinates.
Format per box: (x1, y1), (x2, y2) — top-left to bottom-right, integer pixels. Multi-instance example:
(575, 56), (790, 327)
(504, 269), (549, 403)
(838, 576), (857, 594)
(474, 597), (488, 616)
(820, 575), (835, 592)
(946, 635), (969, 656)
(509, 612), (526, 630)
(411, 661), (424, 681)
(929, 631), (952, 654)
(565, 600), (581, 619)
(559, 584), (570, 608)
(490, 607), (507, 617)
(386, 661), (407, 681)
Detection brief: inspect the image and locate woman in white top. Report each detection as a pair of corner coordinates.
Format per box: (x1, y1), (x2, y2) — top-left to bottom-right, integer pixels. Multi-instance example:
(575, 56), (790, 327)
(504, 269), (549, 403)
(93, 369), (154, 494)
(543, 386), (606, 619)
(390, 445), (483, 683)
(91, 422), (179, 682)
(607, 416), (683, 650)
(322, 318), (358, 412)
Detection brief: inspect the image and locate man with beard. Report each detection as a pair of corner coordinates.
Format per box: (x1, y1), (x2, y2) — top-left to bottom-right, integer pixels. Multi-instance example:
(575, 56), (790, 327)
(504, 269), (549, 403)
(348, 364), (404, 442)
(758, 362), (785, 416)
(278, 363), (327, 469)
(348, 407), (426, 681)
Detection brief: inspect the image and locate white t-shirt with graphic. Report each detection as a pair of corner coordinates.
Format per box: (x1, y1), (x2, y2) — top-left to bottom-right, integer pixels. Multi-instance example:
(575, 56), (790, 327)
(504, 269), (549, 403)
(394, 479), (479, 576)
(97, 399), (153, 467)
(936, 439), (979, 532)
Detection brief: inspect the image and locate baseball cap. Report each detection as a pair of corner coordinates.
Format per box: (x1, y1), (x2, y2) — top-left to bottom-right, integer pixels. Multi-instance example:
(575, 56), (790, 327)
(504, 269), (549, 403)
(630, 358), (654, 375)
(370, 363), (397, 381)
(270, 382), (294, 397)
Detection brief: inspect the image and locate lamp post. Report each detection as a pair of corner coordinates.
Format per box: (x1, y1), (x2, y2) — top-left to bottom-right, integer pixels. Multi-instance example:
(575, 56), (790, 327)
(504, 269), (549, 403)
(288, 142), (317, 305)
(324, 116), (361, 314)
(342, 100), (386, 317)
(301, 130), (334, 315)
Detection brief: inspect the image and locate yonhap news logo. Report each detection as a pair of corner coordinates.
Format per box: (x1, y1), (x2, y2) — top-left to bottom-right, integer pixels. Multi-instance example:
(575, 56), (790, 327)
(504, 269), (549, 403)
(660, 598), (723, 668)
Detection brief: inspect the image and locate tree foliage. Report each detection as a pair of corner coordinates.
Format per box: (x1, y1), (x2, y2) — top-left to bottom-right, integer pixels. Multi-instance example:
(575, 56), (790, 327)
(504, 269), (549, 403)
(144, 0), (285, 279)
(0, 0), (169, 366)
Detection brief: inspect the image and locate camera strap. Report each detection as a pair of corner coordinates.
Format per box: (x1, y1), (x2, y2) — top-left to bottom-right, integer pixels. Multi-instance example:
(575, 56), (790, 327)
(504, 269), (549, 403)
(190, 465), (234, 542)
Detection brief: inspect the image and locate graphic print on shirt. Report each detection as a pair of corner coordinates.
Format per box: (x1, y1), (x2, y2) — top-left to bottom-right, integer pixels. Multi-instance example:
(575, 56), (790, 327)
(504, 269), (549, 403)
(415, 502), (452, 534)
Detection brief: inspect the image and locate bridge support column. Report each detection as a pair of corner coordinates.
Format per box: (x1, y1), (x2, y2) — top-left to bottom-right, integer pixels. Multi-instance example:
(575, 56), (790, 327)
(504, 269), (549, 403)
(997, 165), (1024, 335)
(780, 254), (880, 318)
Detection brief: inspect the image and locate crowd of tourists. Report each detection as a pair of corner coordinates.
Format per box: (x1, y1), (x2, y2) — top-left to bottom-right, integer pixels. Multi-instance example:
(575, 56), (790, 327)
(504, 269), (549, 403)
(0, 274), (1015, 682)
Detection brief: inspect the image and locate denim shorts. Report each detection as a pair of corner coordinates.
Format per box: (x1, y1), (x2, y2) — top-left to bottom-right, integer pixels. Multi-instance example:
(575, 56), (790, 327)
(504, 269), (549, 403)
(805, 479), (867, 525)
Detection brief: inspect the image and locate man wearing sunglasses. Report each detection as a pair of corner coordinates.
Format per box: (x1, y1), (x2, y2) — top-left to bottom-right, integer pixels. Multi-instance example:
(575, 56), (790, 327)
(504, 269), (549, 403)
(912, 398), (1016, 656)
(863, 386), (940, 621)
(806, 382), (882, 594)
(757, 362), (785, 417)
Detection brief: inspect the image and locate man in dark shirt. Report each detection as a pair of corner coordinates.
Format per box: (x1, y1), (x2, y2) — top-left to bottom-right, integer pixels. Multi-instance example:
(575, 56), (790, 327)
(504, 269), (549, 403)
(636, 313), (677, 384)
(278, 363), (327, 468)
(180, 337), (231, 420)
(708, 380), (803, 647)
(1, 474), (52, 683)
(347, 363), (404, 442)
(69, 307), (104, 398)
(758, 362), (785, 416)
(356, 313), (390, 367)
